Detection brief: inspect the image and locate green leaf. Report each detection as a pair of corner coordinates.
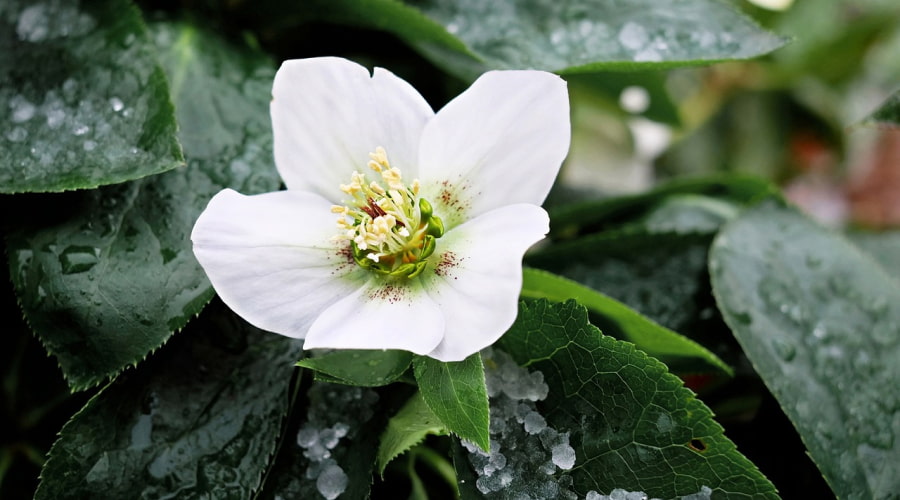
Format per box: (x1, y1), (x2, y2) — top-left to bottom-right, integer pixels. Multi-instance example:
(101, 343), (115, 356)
(34, 307), (303, 500)
(709, 200), (900, 500)
(0, 0), (182, 193)
(297, 349), (413, 387)
(302, 0), (787, 78)
(860, 90), (900, 127)
(548, 174), (776, 239)
(413, 354), (490, 452)
(377, 391), (447, 475)
(257, 381), (390, 500)
(849, 230), (900, 278)
(527, 230), (716, 335)
(493, 300), (777, 498)
(521, 267), (732, 376)
(5, 21), (280, 390)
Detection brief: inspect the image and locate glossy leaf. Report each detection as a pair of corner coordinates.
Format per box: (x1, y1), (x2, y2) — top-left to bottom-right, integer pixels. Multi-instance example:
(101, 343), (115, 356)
(849, 230), (900, 278)
(710, 200), (900, 500)
(5, 21), (280, 389)
(493, 300), (777, 498)
(297, 349), (413, 387)
(0, 0), (182, 193)
(548, 175), (775, 239)
(257, 381), (388, 500)
(34, 307), (303, 500)
(413, 354), (490, 452)
(376, 391), (447, 475)
(521, 267), (732, 376)
(527, 230), (716, 335)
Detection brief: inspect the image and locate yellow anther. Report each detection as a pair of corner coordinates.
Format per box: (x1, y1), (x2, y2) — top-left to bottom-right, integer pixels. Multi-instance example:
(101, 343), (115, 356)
(331, 205), (348, 214)
(381, 168), (404, 191)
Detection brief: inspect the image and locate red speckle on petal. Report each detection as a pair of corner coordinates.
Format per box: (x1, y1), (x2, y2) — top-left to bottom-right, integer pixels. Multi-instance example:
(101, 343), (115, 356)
(331, 243), (355, 275)
(435, 251), (463, 279)
(368, 283), (407, 304)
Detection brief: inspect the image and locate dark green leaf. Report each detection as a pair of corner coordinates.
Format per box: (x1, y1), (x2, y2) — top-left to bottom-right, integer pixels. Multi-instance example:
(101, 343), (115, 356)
(34, 307), (303, 500)
(0, 0), (182, 192)
(492, 300), (776, 498)
(376, 391), (447, 475)
(409, 0), (787, 76)
(257, 381), (389, 500)
(5, 21), (280, 390)
(297, 349), (413, 387)
(300, 0), (786, 79)
(548, 175), (776, 239)
(710, 200), (900, 500)
(413, 354), (490, 452)
(860, 90), (900, 127)
(527, 230), (715, 335)
(521, 267), (732, 376)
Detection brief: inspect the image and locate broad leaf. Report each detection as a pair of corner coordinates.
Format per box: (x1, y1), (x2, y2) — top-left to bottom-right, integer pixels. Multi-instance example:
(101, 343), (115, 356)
(257, 381), (390, 500)
(413, 354), (490, 452)
(709, 200), (900, 500)
(34, 306), (303, 500)
(527, 230), (716, 335)
(300, 0), (786, 79)
(548, 174), (775, 238)
(5, 21), (280, 389)
(0, 0), (182, 192)
(484, 300), (777, 498)
(297, 349), (413, 387)
(521, 267), (732, 376)
(376, 391), (447, 475)
(849, 230), (900, 278)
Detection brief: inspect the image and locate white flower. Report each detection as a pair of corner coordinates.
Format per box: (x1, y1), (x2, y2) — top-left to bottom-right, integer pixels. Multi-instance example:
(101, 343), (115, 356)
(191, 57), (570, 361)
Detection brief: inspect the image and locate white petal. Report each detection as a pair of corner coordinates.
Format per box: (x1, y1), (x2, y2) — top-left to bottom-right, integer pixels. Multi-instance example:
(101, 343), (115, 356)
(304, 278), (444, 354)
(421, 204), (550, 361)
(417, 70), (570, 227)
(271, 57), (434, 200)
(191, 188), (366, 338)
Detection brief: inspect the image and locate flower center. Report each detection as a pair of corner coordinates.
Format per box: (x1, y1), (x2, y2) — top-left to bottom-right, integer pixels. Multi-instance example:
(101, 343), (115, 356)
(333, 147), (444, 278)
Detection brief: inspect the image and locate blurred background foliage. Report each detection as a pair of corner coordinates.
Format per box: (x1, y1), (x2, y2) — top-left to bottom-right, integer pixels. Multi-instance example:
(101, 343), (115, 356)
(3, 0), (898, 498)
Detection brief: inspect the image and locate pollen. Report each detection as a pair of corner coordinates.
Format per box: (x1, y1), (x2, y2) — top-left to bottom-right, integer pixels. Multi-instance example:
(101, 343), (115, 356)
(334, 147), (444, 278)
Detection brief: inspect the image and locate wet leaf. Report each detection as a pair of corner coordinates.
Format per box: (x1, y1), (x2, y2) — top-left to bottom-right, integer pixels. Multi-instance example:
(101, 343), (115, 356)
(34, 307), (303, 500)
(492, 300), (776, 498)
(301, 0), (786, 79)
(0, 0), (182, 193)
(520, 267), (732, 376)
(413, 354), (490, 452)
(376, 391), (447, 475)
(849, 230), (900, 279)
(710, 200), (900, 500)
(257, 381), (388, 500)
(297, 349), (413, 387)
(5, 21), (280, 390)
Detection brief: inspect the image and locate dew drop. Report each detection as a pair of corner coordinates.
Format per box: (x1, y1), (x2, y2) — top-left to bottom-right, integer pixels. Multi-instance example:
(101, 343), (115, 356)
(110, 97), (124, 112)
(772, 338), (796, 362)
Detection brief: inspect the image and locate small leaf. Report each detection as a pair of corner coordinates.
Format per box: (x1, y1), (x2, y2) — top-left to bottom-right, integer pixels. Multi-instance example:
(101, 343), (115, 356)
(376, 391), (447, 475)
(859, 90), (900, 127)
(0, 0), (183, 193)
(413, 353), (490, 452)
(710, 200), (900, 499)
(485, 300), (777, 498)
(34, 307), (303, 500)
(297, 349), (413, 387)
(5, 21), (280, 390)
(521, 267), (732, 376)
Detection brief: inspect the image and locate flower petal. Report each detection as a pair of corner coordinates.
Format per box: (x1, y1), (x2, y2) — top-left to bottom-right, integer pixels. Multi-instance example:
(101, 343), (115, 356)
(304, 278), (444, 354)
(191, 188), (365, 338)
(421, 203), (550, 361)
(271, 57), (434, 199)
(417, 70), (570, 227)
